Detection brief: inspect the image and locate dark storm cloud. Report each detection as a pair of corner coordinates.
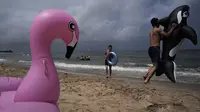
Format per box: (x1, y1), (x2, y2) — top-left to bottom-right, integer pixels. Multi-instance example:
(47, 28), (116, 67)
(0, 0), (199, 51)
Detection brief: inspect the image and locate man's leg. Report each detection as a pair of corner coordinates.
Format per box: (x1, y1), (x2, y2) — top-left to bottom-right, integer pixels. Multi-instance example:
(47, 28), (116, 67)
(144, 63), (157, 84)
(105, 59), (109, 78)
(105, 65), (108, 78)
(144, 46), (160, 83)
(105, 65), (108, 75)
(144, 66), (153, 80)
(109, 65), (112, 78)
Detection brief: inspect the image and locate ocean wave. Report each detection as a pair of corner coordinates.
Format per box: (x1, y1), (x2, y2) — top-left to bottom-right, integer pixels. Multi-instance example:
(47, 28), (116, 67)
(177, 71), (200, 77)
(146, 64), (153, 67)
(124, 62), (137, 65)
(18, 60), (31, 63)
(17, 60), (200, 76)
(54, 62), (147, 72)
(146, 64), (182, 67)
(124, 63), (181, 67)
(17, 60), (148, 72)
(0, 58), (6, 62)
(22, 54), (30, 56)
(124, 62), (151, 67)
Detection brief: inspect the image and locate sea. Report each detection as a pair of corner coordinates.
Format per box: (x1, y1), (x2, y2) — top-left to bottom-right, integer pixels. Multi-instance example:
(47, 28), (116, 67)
(0, 49), (200, 84)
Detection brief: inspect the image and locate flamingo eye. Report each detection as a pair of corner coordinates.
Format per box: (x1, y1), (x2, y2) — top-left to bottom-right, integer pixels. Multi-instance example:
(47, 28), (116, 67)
(68, 22), (76, 31)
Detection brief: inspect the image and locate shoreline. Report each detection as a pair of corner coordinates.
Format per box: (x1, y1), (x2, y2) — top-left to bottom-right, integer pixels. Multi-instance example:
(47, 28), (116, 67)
(0, 63), (200, 111)
(1, 58), (200, 85)
(1, 61), (200, 85)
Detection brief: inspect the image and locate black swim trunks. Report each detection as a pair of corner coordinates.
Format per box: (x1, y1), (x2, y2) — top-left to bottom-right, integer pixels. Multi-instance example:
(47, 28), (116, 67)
(105, 52), (112, 66)
(105, 59), (111, 66)
(105, 60), (108, 65)
(148, 46), (160, 63)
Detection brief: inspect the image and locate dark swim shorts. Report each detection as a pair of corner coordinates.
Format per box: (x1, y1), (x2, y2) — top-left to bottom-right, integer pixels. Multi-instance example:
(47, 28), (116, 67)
(105, 60), (108, 65)
(105, 59), (112, 66)
(105, 53), (112, 65)
(148, 46), (160, 63)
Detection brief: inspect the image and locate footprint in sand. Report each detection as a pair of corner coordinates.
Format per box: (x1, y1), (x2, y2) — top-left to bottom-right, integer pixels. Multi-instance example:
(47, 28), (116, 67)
(146, 103), (188, 112)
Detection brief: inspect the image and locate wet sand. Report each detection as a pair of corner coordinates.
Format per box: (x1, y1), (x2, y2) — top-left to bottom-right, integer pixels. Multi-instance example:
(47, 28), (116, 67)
(0, 63), (200, 112)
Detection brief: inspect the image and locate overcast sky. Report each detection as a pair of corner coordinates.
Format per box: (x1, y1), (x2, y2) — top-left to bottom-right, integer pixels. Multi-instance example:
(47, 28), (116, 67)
(0, 0), (199, 52)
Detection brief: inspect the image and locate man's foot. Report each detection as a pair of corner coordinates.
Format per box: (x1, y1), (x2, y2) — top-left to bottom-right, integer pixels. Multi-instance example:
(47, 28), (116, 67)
(143, 71), (149, 80)
(106, 76), (111, 78)
(144, 80), (149, 84)
(144, 77), (151, 84)
(143, 76), (147, 80)
(144, 81), (151, 84)
(143, 72), (149, 80)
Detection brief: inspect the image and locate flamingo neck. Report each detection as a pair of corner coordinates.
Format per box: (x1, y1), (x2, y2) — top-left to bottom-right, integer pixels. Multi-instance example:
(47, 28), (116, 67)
(15, 35), (60, 104)
(30, 35), (53, 61)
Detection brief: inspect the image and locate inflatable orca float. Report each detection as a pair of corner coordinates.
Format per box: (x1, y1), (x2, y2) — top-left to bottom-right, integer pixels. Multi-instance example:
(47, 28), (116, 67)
(155, 5), (197, 83)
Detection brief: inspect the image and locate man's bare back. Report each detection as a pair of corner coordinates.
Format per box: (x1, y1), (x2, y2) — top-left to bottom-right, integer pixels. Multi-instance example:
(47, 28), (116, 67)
(149, 28), (161, 47)
(150, 24), (177, 47)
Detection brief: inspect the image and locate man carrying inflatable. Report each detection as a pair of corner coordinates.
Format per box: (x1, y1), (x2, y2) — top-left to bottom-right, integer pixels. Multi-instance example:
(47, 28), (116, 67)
(104, 45), (113, 78)
(143, 18), (177, 84)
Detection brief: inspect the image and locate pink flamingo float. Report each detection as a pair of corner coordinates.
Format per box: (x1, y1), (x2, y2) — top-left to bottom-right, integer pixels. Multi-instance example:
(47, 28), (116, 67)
(0, 9), (79, 112)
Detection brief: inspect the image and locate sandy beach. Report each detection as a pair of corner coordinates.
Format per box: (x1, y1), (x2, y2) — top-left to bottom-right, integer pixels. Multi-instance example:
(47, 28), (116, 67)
(0, 63), (200, 112)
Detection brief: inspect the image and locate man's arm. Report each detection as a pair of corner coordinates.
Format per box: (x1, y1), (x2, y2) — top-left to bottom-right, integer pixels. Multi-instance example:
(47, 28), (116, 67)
(104, 51), (107, 58)
(159, 23), (177, 37)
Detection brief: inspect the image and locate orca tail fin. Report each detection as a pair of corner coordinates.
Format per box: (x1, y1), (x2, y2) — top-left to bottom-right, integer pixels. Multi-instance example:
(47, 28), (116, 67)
(164, 61), (177, 83)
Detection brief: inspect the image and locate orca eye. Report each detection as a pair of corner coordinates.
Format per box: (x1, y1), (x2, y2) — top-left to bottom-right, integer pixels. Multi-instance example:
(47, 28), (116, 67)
(68, 22), (76, 31)
(182, 11), (188, 18)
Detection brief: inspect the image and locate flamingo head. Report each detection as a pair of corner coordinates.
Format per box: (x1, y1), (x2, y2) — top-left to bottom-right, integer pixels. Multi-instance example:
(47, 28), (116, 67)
(31, 9), (79, 59)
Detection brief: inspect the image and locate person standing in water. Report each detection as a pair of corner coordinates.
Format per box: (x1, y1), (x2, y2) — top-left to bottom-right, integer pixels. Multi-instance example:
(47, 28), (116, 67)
(144, 18), (177, 84)
(104, 45), (113, 78)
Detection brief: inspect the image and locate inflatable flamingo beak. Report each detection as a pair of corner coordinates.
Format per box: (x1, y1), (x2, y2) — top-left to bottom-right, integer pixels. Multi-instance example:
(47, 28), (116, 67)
(65, 31), (78, 59)
(65, 43), (77, 59)
(182, 26), (197, 45)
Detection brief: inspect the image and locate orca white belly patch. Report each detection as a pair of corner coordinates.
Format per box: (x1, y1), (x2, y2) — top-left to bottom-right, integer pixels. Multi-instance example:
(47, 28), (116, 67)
(169, 39), (184, 57)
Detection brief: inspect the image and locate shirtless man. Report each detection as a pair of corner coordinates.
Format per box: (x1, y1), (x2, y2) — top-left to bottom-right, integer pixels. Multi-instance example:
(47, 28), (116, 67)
(144, 18), (177, 84)
(104, 45), (112, 78)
